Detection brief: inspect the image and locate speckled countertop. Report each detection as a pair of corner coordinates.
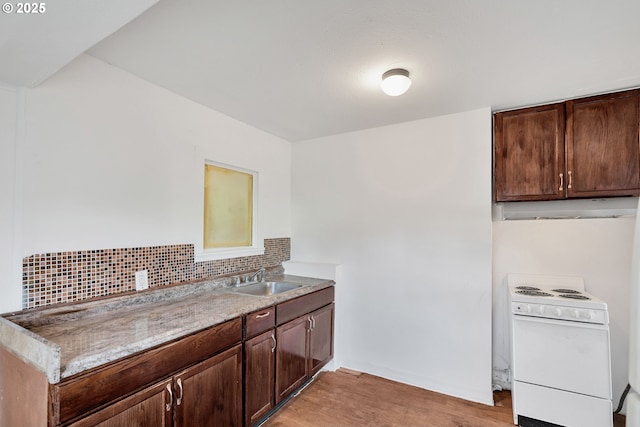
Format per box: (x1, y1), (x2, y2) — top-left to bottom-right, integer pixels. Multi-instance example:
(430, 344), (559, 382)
(0, 274), (334, 383)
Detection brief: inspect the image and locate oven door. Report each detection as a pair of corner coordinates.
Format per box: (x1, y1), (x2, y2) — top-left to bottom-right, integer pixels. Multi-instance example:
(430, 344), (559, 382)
(512, 315), (611, 399)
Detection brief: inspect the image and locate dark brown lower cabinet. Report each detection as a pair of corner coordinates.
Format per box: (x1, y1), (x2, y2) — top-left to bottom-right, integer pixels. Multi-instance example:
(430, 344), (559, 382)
(173, 344), (242, 427)
(244, 330), (276, 427)
(308, 304), (334, 376)
(275, 315), (309, 403)
(0, 289), (334, 427)
(275, 303), (334, 405)
(68, 344), (242, 427)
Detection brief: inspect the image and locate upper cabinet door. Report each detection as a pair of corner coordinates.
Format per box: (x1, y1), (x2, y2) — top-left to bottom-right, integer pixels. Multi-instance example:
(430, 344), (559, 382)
(494, 103), (566, 202)
(566, 89), (640, 198)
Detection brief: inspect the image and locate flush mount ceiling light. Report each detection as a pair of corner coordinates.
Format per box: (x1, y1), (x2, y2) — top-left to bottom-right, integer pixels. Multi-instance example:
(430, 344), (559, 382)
(380, 68), (412, 96)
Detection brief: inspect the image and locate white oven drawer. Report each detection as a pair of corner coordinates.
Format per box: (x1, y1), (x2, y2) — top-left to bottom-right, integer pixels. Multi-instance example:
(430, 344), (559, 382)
(513, 381), (612, 427)
(512, 315), (611, 399)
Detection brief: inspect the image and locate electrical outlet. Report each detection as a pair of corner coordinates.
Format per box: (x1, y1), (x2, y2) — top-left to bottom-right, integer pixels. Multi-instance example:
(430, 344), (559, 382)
(135, 270), (149, 291)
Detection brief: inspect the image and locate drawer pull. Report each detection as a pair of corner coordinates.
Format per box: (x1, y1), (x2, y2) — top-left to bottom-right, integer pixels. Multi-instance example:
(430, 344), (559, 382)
(255, 312), (271, 319)
(271, 333), (276, 353)
(176, 378), (184, 406)
(166, 383), (173, 412)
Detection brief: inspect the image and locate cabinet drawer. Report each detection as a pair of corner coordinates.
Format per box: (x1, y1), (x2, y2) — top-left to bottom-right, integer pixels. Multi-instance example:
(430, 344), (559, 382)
(277, 287), (334, 326)
(66, 378), (172, 427)
(52, 317), (242, 425)
(245, 307), (275, 339)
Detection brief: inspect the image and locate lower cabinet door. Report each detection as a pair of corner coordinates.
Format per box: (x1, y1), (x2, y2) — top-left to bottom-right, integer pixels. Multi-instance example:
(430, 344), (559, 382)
(275, 315), (309, 404)
(173, 344), (242, 427)
(244, 329), (276, 426)
(309, 303), (334, 376)
(67, 379), (173, 427)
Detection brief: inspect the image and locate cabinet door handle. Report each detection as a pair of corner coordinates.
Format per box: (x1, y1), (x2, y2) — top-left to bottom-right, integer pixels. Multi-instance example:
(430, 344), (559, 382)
(255, 311), (271, 319)
(271, 333), (276, 353)
(166, 383), (173, 412)
(568, 171), (573, 189)
(559, 173), (563, 191)
(312, 316), (316, 330)
(307, 317), (312, 331)
(176, 378), (184, 406)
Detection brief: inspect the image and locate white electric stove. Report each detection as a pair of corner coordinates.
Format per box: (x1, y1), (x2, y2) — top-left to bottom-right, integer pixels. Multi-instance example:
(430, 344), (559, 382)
(508, 274), (612, 427)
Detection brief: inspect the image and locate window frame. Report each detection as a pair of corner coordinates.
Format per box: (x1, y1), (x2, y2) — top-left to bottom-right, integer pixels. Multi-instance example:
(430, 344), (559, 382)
(195, 160), (263, 262)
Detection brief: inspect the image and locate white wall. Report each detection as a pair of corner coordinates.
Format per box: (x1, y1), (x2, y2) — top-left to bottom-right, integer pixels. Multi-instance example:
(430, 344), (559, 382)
(0, 54), (291, 312)
(0, 86), (22, 314)
(290, 108), (494, 405)
(493, 218), (633, 411)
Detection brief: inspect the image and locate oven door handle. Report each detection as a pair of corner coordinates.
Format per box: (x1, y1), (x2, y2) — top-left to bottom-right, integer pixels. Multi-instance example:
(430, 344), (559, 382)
(512, 315), (608, 330)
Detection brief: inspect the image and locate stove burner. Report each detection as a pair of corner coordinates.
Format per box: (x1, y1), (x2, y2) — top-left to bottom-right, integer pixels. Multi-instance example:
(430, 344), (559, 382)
(559, 294), (591, 300)
(515, 286), (540, 291)
(552, 288), (581, 294)
(516, 290), (552, 297)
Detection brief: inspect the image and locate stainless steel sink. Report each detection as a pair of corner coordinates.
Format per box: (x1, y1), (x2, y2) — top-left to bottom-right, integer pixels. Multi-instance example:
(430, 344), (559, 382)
(232, 281), (302, 296)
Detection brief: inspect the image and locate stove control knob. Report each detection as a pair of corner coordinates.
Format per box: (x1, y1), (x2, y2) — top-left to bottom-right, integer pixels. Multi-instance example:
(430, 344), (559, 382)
(587, 311), (596, 320)
(554, 308), (563, 317)
(526, 305), (533, 314)
(572, 309), (580, 319)
(537, 306), (545, 315)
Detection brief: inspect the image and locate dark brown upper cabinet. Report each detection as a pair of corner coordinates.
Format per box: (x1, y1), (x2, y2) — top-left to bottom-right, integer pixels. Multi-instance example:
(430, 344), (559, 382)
(494, 89), (640, 202)
(566, 89), (640, 198)
(494, 103), (565, 202)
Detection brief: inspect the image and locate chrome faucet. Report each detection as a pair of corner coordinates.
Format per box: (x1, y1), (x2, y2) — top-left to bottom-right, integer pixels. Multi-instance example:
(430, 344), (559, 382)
(247, 268), (265, 283)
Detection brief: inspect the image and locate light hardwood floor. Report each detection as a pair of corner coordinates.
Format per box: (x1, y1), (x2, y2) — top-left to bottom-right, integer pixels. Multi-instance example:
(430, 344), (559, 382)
(262, 369), (626, 427)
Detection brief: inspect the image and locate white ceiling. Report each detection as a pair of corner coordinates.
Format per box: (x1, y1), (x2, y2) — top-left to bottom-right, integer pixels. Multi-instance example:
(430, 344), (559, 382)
(3, 1), (640, 142)
(0, 0), (158, 87)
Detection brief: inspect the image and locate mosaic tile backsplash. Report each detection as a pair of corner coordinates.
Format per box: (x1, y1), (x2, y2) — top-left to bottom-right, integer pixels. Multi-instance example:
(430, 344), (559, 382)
(22, 238), (290, 309)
